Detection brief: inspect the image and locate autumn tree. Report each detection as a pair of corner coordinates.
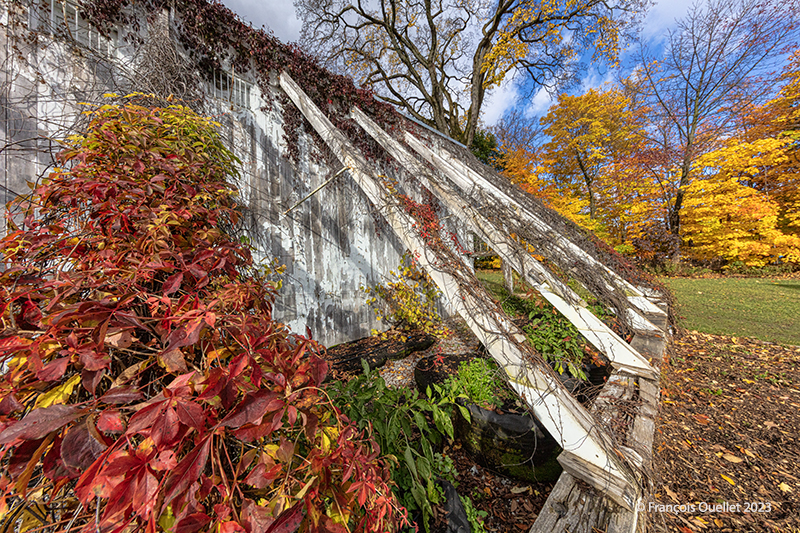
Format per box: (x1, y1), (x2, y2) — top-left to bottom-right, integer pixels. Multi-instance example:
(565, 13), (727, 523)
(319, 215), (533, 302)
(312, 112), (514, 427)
(539, 87), (641, 222)
(682, 141), (800, 265)
(295, 0), (648, 146)
(681, 50), (800, 266)
(0, 100), (405, 532)
(494, 108), (589, 224)
(737, 51), (800, 235)
(634, 0), (800, 246)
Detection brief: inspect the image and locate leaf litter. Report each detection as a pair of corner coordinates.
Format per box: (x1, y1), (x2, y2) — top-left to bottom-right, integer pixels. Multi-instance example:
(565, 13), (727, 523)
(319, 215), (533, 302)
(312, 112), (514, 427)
(652, 331), (800, 532)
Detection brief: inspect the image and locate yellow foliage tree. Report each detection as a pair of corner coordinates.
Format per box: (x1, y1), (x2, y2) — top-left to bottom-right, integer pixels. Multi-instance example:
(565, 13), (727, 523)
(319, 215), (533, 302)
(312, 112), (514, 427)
(683, 140), (800, 266)
(498, 124), (593, 229)
(537, 87), (661, 244)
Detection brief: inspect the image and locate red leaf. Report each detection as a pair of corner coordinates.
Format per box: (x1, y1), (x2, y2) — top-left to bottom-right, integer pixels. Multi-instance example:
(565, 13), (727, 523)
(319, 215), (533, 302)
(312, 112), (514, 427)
(219, 522), (246, 533)
(159, 349), (187, 373)
(174, 513), (212, 533)
(149, 450), (177, 471)
(241, 499), (274, 533)
(162, 436), (211, 508)
(100, 386), (143, 405)
(103, 452), (144, 478)
(163, 272), (183, 296)
(244, 463), (282, 489)
(132, 470), (159, 519)
(61, 422), (107, 471)
(219, 391), (280, 429)
(184, 318), (205, 346)
(75, 443), (119, 503)
(0, 394), (23, 415)
(97, 409), (126, 433)
(232, 421), (277, 443)
(198, 368), (227, 400)
(79, 348), (109, 371)
(81, 368), (103, 395)
(8, 438), (45, 479)
(126, 402), (165, 436)
(265, 504), (303, 533)
(37, 358), (70, 382)
(0, 405), (83, 445)
(309, 357), (327, 387)
(319, 516), (348, 533)
(175, 400), (205, 430)
(150, 406), (180, 448)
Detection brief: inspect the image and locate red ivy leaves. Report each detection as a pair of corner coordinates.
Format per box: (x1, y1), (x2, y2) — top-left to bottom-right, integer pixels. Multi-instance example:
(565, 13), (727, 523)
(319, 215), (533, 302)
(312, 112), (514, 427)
(0, 102), (405, 532)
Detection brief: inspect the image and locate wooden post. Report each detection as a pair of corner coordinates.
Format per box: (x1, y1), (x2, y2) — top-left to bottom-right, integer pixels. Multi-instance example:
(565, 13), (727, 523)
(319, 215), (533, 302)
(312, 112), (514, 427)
(402, 132), (666, 327)
(502, 259), (514, 294)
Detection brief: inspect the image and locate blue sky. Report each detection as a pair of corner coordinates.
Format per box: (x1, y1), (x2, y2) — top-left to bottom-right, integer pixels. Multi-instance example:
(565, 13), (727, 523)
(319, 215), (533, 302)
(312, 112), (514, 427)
(221, 0), (696, 123)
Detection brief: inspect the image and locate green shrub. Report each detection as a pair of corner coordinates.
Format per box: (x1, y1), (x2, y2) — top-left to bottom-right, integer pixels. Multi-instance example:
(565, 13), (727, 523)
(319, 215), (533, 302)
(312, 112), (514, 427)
(442, 358), (513, 410)
(461, 494), (489, 533)
(524, 308), (588, 380)
(326, 361), (455, 532)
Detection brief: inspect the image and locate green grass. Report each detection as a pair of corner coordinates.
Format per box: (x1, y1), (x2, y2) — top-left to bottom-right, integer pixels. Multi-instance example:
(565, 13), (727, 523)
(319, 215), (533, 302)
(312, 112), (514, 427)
(474, 269), (537, 317)
(661, 277), (800, 345)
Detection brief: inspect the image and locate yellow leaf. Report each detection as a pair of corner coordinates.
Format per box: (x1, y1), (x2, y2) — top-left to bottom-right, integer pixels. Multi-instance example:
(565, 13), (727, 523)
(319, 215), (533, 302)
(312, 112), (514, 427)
(721, 474), (736, 486)
(295, 476), (317, 500)
(34, 375), (80, 409)
(778, 482), (793, 493)
(17, 502), (48, 533)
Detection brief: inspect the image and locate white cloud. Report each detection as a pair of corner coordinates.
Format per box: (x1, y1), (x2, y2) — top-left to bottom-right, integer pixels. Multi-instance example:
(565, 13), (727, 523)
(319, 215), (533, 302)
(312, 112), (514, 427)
(482, 76), (521, 126)
(525, 88), (555, 118)
(220, 0), (302, 43)
(580, 68), (616, 91)
(641, 0), (696, 41)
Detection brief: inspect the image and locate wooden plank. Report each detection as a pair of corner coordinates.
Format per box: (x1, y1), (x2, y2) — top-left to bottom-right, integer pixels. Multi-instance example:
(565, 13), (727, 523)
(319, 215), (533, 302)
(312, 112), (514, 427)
(531, 330), (665, 532)
(402, 131), (668, 323)
(279, 72), (638, 508)
(530, 472), (638, 533)
(350, 108), (657, 380)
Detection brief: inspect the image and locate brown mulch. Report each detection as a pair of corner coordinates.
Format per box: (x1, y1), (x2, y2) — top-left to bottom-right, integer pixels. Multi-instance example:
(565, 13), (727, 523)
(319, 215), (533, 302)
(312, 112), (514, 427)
(442, 444), (553, 532)
(652, 331), (800, 532)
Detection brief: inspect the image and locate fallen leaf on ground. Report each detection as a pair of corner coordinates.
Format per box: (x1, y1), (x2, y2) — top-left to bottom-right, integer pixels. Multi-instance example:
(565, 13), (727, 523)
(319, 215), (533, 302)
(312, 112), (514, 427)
(666, 486), (679, 502)
(722, 453), (743, 463)
(721, 474), (736, 486)
(779, 482), (793, 493)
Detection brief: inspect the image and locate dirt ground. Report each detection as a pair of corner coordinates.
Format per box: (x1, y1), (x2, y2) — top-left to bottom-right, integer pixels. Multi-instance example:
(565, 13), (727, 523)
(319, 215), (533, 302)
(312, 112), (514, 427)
(651, 331), (800, 532)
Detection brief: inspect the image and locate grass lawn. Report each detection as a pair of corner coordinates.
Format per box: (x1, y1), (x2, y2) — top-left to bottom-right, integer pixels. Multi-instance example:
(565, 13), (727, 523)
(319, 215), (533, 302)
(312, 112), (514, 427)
(475, 269), (505, 294)
(661, 277), (800, 345)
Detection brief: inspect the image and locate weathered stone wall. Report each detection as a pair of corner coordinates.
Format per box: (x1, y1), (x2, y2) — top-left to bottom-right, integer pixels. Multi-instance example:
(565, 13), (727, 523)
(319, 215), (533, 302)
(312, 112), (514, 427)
(0, 0), (470, 346)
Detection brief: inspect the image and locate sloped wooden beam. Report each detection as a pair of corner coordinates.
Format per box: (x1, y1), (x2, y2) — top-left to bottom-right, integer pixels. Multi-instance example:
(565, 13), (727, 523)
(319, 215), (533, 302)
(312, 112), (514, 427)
(350, 107), (657, 380)
(402, 132), (667, 331)
(279, 71), (640, 509)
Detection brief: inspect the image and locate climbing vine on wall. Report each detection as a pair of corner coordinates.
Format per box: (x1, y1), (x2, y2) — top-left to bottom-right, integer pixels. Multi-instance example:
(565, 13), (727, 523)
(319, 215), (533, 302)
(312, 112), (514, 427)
(75, 0), (401, 166)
